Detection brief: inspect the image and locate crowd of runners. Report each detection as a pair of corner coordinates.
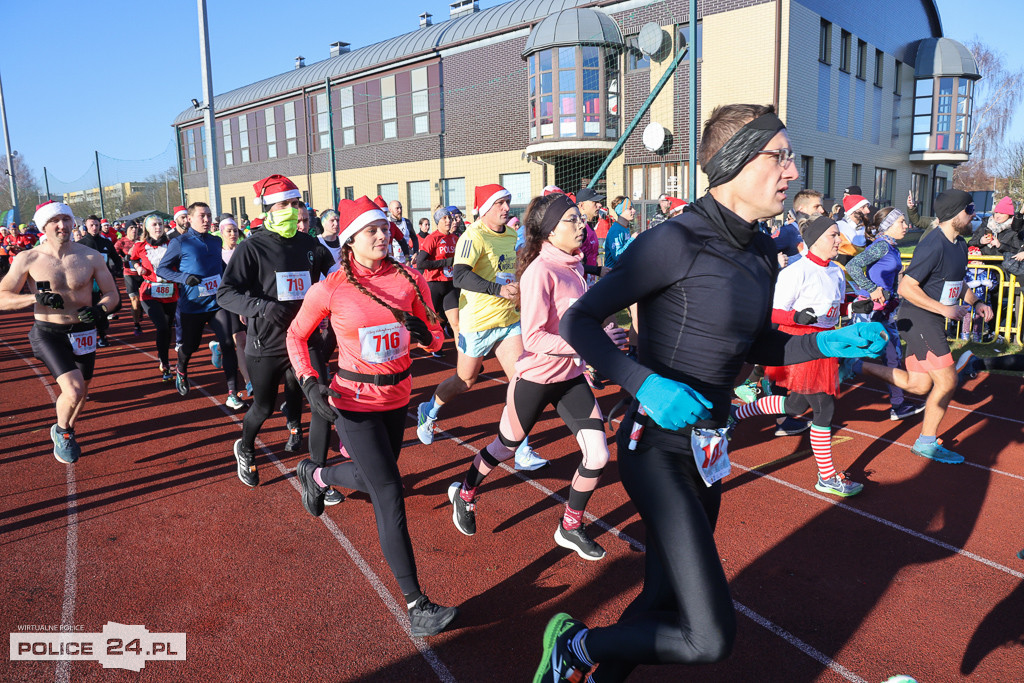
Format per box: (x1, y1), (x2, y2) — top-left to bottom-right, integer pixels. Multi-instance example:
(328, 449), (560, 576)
(2, 102), (1021, 682)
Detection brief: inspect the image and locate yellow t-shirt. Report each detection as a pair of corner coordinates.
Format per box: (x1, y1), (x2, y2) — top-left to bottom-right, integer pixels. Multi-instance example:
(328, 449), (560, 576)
(454, 220), (520, 332)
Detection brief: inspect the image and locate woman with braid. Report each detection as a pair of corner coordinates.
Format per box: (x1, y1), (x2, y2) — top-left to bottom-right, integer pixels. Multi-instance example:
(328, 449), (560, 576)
(446, 193), (627, 560)
(287, 196), (457, 638)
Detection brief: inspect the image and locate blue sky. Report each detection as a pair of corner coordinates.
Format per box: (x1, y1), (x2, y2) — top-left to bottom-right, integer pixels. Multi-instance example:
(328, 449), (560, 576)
(1, 0), (1019, 184)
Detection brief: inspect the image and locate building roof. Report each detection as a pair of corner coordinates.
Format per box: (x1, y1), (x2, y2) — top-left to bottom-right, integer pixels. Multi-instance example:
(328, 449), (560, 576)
(173, 0), (592, 126)
(913, 37), (980, 79)
(522, 7), (624, 57)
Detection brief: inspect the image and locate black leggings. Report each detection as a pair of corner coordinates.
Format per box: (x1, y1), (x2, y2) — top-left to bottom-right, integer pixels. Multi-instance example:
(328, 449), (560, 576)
(140, 299), (177, 368)
(318, 406), (419, 596)
(499, 374), (602, 446)
(241, 354), (303, 449)
(782, 392), (834, 428)
(177, 309), (237, 393)
(427, 280), (458, 329)
(585, 427), (735, 681)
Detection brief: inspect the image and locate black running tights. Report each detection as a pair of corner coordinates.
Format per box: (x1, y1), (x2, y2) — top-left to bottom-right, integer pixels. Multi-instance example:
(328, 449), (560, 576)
(241, 354), (302, 450)
(177, 309), (237, 393)
(140, 299), (177, 368)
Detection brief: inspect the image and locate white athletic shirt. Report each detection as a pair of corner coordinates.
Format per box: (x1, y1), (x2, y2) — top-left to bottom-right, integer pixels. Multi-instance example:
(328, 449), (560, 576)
(836, 218), (866, 247)
(318, 236), (342, 274)
(772, 254), (846, 329)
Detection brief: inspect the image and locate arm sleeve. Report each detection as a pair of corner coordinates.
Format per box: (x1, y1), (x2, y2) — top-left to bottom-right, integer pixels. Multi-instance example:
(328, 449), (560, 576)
(409, 268), (443, 352)
(846, 240), (888, 292)
(416, 249), (451, 271)
(155, 237), (186, 284)
(287, 280), (333, 381)
(771, 308), (797, 325)
(745, 320), (826, 366)
(453, 263), (502, 296)
(215, 242), (274, 318)
(130, 244), (156, 282)
(906, 204), (932, 230)
(520, 270), (576, 357)
(583, 264), (602, 276)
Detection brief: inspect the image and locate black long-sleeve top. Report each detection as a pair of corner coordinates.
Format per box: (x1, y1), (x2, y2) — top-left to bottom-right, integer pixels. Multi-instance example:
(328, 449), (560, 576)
(561, 196), (825, 433)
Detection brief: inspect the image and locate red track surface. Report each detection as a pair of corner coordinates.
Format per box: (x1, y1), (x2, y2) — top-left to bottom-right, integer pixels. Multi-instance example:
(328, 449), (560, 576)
(2, 298), (1023, 682)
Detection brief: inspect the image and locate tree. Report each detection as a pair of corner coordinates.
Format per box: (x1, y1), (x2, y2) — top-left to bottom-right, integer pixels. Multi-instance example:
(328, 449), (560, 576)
(953, 40), (1024, 190)
(0, 152), (43, 225)
(996, 139), (1024, 206)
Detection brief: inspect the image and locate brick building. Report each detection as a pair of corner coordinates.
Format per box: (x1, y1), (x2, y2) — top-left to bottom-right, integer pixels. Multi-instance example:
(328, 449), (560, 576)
(173, 0), (974, 226)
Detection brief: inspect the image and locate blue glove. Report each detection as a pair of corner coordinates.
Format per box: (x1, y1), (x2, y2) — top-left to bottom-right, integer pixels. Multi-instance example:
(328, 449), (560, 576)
(636, 374), (713, 431)
(816, 322), (888, 358)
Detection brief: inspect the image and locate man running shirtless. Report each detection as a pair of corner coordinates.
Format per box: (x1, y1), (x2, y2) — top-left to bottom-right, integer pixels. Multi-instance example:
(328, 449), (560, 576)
(0, 201), (119, 463)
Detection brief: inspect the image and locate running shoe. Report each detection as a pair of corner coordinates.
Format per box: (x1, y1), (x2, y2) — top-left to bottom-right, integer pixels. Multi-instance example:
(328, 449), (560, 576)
(955, 350), (981, 386)
(911, 440), (964, 464)
(555, 523), (606, 561)
(408, 595), (458, 637)
(225, 393), (244, 410)
(430, 351), (444, 358)
(96, 337), (109, 348)
(890, 401), (926, 421)
(838, 357), (861, 384)
(174, 343), (182, 354)
(133, 325), (142, 336)
(296, 458), (325, 517)
(515, 445), (549, 471)
(324, 488), (344, 506)
(209, 340), (222, 369)
(175, 369), (190, 397)
(814, 472), (864, 497)
(447, 482), (476, 536)
(50, 424), (80, 464)
(285, 423), (302, 453)
(233, 439), (259, 487)
(532, 613), (591, 683)
(416, 402), (436, 445)
(733, 379), (758, 404)
(775, 417), (811, 437)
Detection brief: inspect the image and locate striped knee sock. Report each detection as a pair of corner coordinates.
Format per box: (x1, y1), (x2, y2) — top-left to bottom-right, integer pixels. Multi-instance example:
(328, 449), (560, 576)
(810, 425), (836, 480)
(736, 394), (786, 421)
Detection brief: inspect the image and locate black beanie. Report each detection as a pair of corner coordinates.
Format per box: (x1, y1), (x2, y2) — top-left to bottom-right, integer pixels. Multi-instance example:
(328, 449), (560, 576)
(933, 189), (974, 223)
(800, 215), (836, 249)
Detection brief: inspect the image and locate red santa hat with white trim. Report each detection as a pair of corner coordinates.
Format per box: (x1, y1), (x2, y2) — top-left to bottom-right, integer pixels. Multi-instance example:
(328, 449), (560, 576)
(542, 185), (564, 196)
(473, 184), (511, 217)
(173, 205), (187, 220)
(33, 200), (74, 228)
(667, 197), (688, 216)
(338, 196), (387, 244)
(842, 194), (869, 214)
(253, 174), (302, 207)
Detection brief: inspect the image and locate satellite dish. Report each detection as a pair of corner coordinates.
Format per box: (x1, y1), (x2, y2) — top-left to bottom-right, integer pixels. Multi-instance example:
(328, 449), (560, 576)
(637, 22), (666, 57)
(642, 122), (667, 152)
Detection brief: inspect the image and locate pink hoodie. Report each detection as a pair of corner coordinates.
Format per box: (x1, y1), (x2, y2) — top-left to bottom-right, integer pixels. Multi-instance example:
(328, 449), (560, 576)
(515, 241), (588, 384)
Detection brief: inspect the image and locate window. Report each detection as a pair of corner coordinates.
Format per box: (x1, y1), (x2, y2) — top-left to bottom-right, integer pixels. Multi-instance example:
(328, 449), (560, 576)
(852, 163), (861, 189)
(500, 173), (532, 214)
(626, 36), (650, 71)
(625, 162), (689, 221)
(230, 197), (237, 216)
(839, 30), (851, 72)
(874, 49), (884, 87)
(185, 128), (197, 172)
(911, 173), (928, 210)
(302, 190), (309, 205)
(343, 186), (354, 201)
(338, 86), (355, 147)
(442, 178), (465, 210)
(222, 120), (233, 166)
(239, 196), (246, 221)
(935, 176), (947, 197)
(874, 168), (895, 207)
(912, 76), (974, 153)
(407, 180), (431, 227)
(819, 19), (832, 64)
(284, 101), (297, 155)
(316, 93), (330, 150)
(265, 108), (277, 159)
(381, 75), (397, 139)
(801, 155), (813, 190)
(893, 60), (902, 95)
(676, 21), (702, 60)
(856, 39), (867, 79)
(411, 67), (429, 135)
(377, 183), (398, 205)
(529, 46), (618, 142)
(239, 115), (250, 163)
(824, 159), (835, 198)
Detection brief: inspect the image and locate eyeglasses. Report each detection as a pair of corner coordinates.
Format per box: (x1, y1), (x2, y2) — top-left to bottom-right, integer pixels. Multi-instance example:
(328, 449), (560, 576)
(965, 203), (976, 216)
(560, 216), (585, 225)
(755, 148), (796, 167)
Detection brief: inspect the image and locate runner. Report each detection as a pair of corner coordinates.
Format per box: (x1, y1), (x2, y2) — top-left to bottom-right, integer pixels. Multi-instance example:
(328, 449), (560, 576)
(207, 215), (253, 401)
(446, 193), (627, 560)
(130, 215), (182, 382)
(844, 189), (992, 464)
(78, 215), (122, 347)
(415, 205), (460, 344)
(538, 104), (887, 682)
(0, 201), (120, 463)
(287, 195), (458, 637)
(156, 202), (241, 407)
(217, 175), (334, 485)
(415, 184), (548, 471)
(115, 224), (144, 335)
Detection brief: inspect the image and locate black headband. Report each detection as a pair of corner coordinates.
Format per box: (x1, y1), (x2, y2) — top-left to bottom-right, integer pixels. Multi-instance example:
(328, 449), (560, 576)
(800, 215), (836, 249)
(703, 112), (786, 188)
(539, 194), (579, 236)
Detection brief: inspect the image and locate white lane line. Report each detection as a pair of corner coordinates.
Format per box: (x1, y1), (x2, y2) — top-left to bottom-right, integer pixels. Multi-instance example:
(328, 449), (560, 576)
(0, 338), (79, 683)
(115, 339), (456, 683)
(419, 420), (866, 682)
(730, 462), (1024, 581)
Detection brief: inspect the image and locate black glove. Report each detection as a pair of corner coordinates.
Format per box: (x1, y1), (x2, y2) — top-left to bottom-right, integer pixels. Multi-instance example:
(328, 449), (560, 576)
(35, 291), (65, 309)
(77, 305), (107, 324)
(404, 314), (432, 345)
(184, 274), (202, 287)
(850, 298), (875, 314)
(301, 376), (340, 422)
(794, 308), (818, 325)
(263, 301), (295, 329)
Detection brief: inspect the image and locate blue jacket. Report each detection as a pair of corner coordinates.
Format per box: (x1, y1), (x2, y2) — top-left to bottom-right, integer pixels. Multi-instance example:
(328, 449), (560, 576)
(603, 220), (631, 270)
(156, 228), (224, 314)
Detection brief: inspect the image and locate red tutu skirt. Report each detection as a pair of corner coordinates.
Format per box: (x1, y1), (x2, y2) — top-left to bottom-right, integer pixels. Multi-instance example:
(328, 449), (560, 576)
(765, 323), (839, 397)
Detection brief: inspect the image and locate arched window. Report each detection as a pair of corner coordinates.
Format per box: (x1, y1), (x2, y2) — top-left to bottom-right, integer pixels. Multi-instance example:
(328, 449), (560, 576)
(528, 45), (619, 141)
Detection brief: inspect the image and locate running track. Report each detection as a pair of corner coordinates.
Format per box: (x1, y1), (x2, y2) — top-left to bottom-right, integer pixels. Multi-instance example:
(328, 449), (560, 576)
(2, 301), (1022, 682)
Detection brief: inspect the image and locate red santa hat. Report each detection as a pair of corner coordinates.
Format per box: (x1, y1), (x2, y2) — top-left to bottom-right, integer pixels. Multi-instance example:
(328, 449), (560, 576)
(253, 174), (302, 206)
(338, 196), (387, 245)
(33, 200), (74, 228)
(542, 185), (564, 196)
(101, 218), (109, 226)
(667, 197), (688, 216)
(250, 217), (263, 229)
(473, 184), (511, 218)
(173, 205), (187, 220)
(372, 195), (389, 211)
(843, 194), (869, 214)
